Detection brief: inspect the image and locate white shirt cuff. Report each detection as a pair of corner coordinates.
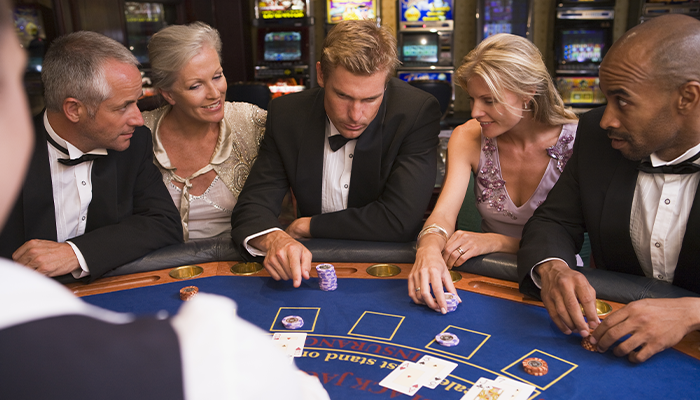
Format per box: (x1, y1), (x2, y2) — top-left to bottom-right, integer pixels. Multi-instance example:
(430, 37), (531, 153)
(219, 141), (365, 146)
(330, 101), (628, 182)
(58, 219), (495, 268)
(529, 257), (569, 289)
(243, 228), (282, 257)
(67, 241), (90, 279)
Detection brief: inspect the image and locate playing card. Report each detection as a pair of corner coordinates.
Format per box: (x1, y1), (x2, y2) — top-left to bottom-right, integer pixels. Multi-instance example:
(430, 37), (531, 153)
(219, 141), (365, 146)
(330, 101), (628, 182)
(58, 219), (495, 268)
(494, 377), (535, 400)
(416, 355), (458, 389)
(460, 377), (510, 400)
(272, 332), (307, 357)
(379, 361), (430, 396)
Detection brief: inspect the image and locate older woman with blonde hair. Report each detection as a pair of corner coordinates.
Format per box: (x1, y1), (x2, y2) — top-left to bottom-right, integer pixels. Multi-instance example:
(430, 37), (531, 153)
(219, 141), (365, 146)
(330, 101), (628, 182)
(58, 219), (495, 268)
(143, 22), (266, 241)
(409, 33), (578, 312)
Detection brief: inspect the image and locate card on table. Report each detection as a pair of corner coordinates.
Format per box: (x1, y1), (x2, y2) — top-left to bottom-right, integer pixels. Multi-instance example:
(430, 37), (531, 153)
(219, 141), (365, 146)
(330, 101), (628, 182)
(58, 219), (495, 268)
(272, 332), (307, 357)
(379, 361), (431, 396)
(416, 355), (458, 389)
(494, 376), (535, 400)
(460, 377), (510, 400)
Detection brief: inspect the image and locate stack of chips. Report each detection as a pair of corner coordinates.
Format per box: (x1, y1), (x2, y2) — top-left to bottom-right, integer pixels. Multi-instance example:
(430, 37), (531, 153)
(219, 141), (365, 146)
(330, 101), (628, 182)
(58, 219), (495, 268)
(444, 292), (459, 312)
(316, 263), (338, 291)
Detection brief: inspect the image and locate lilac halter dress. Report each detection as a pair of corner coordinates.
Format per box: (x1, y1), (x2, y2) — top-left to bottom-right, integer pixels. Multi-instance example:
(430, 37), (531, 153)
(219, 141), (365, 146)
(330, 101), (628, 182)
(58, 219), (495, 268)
(474, 123), (578, 239)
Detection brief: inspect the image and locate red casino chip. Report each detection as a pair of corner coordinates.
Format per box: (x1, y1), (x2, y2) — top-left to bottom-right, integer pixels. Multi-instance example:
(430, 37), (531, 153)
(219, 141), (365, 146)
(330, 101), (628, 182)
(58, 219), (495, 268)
(522, 357), (548, 376)
(582, 335), (598, 352)
(179, 286), (199, 301)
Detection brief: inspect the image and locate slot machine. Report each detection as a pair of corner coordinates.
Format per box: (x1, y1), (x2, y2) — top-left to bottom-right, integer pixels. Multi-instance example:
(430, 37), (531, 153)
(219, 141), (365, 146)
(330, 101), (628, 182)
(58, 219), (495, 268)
(254, 0), (315, 98)
(638, 0), (700, 24)
(326, 0), (380, 28)
(476, 0), (534, 43)
(554, 1), (615, 108)
(396, 0), (455, 115)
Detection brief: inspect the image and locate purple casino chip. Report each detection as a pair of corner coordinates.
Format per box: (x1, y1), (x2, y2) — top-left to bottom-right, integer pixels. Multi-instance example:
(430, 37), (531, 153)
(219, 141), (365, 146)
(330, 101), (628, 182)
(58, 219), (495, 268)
(282, 315), (304, 329)
(435, 332), (459, 347)
(444, 292), (458, 312)
(316, 263), (338, 291)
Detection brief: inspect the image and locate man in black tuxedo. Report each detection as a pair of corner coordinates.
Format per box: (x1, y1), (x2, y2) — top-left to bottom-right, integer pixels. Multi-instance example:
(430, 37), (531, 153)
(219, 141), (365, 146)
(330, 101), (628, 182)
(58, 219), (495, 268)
(0, 31), (182, 280)
(231, 20), (441, 287)
(518, 14), (700, 363)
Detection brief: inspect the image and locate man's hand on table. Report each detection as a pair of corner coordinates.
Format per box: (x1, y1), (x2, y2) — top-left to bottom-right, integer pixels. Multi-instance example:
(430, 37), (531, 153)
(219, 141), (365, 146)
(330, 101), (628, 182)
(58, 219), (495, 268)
(13, 239), (80, 277)
(536, 260), (600, 337)
(591, 297), (700, 363)
(250, 230), (312, 288)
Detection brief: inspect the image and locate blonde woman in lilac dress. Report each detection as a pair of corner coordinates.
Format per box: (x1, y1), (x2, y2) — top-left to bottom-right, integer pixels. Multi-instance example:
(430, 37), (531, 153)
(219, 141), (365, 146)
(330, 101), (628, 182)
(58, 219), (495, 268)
(409, 34), (578, 312)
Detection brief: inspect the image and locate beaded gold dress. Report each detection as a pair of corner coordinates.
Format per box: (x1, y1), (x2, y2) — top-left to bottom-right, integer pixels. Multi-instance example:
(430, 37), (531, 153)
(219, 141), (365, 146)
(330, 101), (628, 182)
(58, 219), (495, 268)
(143, 102), (266, 240)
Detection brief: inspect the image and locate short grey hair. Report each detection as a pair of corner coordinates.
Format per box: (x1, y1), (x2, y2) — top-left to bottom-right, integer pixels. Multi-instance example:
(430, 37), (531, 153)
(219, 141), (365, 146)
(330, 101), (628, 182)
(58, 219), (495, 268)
(42, 31), (139, 117)
(148, 22), (222, 90)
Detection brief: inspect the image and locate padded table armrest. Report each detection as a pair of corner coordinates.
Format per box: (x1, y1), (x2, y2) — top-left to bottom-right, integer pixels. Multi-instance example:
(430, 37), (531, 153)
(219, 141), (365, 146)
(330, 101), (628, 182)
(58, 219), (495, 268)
(454, 253), (699, 303)
(101, 237), (417, 278)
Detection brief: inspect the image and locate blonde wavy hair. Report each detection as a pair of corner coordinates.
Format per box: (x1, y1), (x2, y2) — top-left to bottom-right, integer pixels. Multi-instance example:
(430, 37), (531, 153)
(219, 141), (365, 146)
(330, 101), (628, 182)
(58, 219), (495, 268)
(456, 34), (576, 126)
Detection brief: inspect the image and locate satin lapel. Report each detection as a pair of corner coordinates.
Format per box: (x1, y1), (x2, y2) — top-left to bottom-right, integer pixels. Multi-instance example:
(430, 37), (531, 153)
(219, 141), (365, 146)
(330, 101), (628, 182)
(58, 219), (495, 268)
(24, 119), (58, 241)
(295, 89), (327, 215)
(86, 151), (118, 230)
(347, 96), (386, 207)
(673, 182), (700, 293)
(598, 156), (642, 275)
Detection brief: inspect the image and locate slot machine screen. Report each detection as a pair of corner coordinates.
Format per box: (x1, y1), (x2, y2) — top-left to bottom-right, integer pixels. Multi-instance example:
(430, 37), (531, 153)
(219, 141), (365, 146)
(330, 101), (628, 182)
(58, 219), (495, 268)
(399, 0), (453, 22)
(481, 0), (529, 40)
(327, 0), (377, 24)
(561, 29), (605, 63)
(258, 0), (307, 20)
(401, 33), (439, 63)
(264, 31), (302, 62)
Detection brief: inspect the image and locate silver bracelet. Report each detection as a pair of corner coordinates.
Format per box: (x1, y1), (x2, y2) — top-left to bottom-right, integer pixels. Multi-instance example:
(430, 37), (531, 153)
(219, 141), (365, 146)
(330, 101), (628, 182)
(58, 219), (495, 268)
(417, 223), (448, 243)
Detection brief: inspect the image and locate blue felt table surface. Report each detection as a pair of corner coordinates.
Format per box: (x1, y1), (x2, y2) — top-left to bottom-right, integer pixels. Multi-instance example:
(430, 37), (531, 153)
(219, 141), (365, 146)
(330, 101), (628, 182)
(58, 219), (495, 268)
(84, 276), (700, 400)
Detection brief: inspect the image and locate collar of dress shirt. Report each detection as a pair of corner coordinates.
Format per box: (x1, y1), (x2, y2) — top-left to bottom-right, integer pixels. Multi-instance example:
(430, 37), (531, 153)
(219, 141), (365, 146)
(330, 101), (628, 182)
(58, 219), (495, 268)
(649, 141), (700, 167)
(43, 111), (108, 159)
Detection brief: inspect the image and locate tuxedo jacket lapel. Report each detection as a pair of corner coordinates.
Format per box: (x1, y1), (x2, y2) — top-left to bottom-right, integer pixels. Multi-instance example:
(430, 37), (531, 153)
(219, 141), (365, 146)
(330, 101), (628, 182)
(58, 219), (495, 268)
(674, 182), (700, 292)
(599, 156), (642, 275)
(295, 90), (327, 216)
(87, 153), (118, 230)
(348, 97), (386, 207)
(23, 119), (58, 242)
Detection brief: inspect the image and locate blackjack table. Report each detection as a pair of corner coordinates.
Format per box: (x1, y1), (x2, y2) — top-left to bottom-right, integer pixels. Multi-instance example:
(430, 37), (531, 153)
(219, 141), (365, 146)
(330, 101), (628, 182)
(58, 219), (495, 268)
(67, 258), (700, 400)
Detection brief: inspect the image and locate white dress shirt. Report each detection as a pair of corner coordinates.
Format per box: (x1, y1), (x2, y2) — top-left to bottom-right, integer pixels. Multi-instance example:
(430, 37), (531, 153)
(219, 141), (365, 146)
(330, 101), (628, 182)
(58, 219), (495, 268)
(630, 143), (700, 283)
(243, 118), (355, 256)
(532, 142), (700, 287)
(44, 112), (107, 278)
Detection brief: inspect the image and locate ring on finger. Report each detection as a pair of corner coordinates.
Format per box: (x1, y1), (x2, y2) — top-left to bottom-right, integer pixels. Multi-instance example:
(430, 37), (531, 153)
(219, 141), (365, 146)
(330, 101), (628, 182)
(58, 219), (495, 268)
(415, 287), (421, 292)
(457, 246), (465, 255)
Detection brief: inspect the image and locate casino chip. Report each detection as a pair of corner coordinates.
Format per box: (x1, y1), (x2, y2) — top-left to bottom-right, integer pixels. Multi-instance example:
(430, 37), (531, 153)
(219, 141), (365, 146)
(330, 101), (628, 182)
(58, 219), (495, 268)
(435, 332), (459, 347)
(179, 286), (198, 301)
(582, 334), (598, 352)
(282, 315), (304, 330)
(522, 357), (548, 376)
(444, 292), (458, 312)
(316, 263), (338, 291)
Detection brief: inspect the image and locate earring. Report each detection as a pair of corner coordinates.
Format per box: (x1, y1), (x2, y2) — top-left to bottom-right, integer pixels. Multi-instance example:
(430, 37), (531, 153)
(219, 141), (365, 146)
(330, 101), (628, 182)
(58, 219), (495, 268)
(523, 101), (528, 110)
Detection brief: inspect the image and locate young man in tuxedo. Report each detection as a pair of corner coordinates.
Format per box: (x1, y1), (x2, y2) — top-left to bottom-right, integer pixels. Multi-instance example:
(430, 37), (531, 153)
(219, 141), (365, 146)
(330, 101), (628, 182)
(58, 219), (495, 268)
(231, 20), (441, 287)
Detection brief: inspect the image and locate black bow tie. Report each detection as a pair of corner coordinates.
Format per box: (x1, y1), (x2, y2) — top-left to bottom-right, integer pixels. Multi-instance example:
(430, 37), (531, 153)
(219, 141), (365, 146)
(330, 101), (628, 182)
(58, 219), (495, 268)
(328, 135), (356, 152)
(638, 151), (700, 174)
(46, 133), (106, 166)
